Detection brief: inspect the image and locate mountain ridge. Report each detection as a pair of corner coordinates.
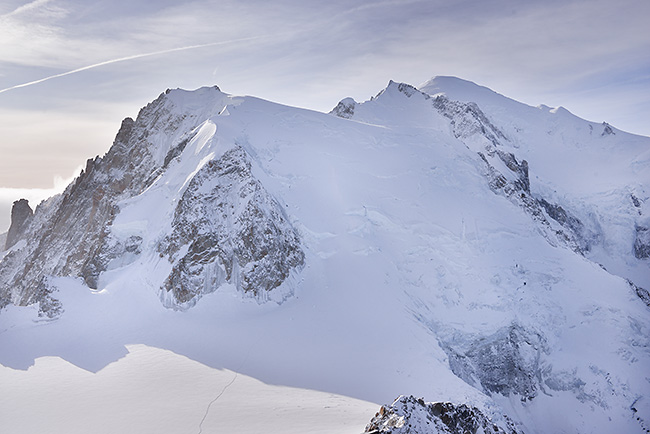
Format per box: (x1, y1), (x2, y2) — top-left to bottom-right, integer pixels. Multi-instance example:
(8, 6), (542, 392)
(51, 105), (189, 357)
(1, 76), (649, 434)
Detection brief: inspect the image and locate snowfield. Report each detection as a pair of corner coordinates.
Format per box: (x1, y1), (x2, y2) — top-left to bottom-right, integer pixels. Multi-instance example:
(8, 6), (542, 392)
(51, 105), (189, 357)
(0, 342), (378, 434)
(1, 77), (649, 433)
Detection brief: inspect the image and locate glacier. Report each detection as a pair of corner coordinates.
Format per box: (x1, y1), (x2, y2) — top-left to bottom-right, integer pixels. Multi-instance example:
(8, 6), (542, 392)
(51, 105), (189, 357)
(0, 76), (649, 434)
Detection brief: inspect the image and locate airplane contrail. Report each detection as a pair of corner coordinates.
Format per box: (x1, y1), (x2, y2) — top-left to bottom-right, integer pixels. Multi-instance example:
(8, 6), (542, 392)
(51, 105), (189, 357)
(0, 36), (265, 95)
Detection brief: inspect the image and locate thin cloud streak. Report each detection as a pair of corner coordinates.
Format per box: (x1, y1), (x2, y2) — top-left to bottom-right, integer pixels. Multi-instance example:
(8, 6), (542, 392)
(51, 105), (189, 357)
(0, 35), (267, 95)
(1, 0), (53, 18)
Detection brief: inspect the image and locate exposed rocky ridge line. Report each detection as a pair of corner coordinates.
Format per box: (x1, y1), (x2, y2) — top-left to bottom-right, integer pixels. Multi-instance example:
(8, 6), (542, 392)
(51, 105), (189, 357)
(478, 149), (596, 254)
(0, 85), (305, 316)
(430, 90), (598, 255)
(344, 82), (599, 256)
(431, 94), (508, 147)
(364, 395), (524, 434)
(0, 88), (232, 316)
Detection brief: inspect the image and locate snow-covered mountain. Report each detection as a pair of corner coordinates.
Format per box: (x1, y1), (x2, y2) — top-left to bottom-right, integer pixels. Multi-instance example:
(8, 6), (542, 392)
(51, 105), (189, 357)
(1, 77), (649, 434)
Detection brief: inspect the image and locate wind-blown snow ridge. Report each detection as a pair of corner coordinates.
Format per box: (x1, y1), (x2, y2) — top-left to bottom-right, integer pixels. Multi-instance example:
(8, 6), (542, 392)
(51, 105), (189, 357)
(1, 76), (649, 434)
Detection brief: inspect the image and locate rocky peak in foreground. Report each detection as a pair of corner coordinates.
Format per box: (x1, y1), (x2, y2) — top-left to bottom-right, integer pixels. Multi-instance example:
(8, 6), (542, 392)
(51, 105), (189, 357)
(364, 396), (524, 434)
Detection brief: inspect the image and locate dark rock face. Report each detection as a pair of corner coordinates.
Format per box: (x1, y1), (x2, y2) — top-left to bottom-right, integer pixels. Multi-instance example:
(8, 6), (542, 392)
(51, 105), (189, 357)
(442, 324), (546, 401)
(634, 226), (650, 259)
(5, 199), (33, 250)
(477, 148), (595, 254)
(535, 198), (598, 253)
(537, 199), (582, 235)
(601, 122), (615, 136)
(478, 151), (530, 197)
(364, 395), (524, 434)
(628, 279), (650, 307)
(498, 151), (529, 193)
(331, 97), (356, 119)
(2, 114), (151, 302)
(158, 146), (304, 308)
(396, 82), (418, 97)
(432, 95), (508, 147)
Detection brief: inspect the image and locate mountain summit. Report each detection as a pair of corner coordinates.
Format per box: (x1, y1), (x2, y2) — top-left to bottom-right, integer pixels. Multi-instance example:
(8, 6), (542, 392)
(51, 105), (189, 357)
(1, 77), (649, 434)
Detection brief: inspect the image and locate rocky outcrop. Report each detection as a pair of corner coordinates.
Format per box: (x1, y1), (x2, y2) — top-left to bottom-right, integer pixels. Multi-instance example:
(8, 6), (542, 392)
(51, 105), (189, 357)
(441, 324), (547, 401)
(537, 199), (583, 237)
(158, 146), (304, 309)
(634, 226), (650, 259)
(601, 122), (615, 136)
(628, 279), (650, 307)
(478, 151), (530, 197)
(536, 198), (599, 253)
(330, 97), (356, 119)
(364, 395), (524, 434)
(432, 95), (508, 147)
(5, 199), (33, 250)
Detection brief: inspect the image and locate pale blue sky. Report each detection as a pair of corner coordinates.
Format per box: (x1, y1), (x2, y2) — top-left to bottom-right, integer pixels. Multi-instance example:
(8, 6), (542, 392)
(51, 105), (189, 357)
(0, 0), (649, 231)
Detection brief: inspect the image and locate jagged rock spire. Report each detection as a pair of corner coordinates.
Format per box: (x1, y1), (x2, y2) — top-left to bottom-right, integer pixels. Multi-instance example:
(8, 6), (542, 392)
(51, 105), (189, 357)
(5, 199), (32, 250)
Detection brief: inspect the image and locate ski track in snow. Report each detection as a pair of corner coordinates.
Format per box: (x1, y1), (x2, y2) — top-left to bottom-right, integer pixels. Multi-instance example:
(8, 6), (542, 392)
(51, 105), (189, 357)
(197, 331), (259, 434)
(198, 371), (239, 434)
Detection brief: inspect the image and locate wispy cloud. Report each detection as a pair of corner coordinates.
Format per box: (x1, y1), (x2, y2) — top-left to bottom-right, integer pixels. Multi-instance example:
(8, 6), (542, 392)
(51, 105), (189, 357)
(0, 0), (648, 201)
(0, 35), (268, 95)
(1, 0), (55, 18)
(0, 0), (72, 68)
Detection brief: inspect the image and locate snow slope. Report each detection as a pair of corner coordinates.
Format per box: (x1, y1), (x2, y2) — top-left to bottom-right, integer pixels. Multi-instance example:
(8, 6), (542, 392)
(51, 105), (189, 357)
(1, 77), (649, 433)
(420, 76), (650, 289)
(0, 343), (377, 434)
